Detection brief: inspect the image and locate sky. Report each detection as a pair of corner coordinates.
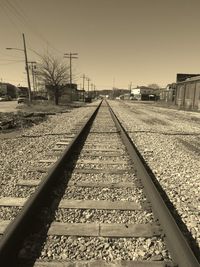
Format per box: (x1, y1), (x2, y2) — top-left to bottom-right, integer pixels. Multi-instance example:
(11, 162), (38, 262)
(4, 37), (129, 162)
(1, 0), (200, 90)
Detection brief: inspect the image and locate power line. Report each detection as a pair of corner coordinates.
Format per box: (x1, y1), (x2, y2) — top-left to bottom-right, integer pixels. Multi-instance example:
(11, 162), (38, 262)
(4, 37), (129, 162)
(26, 46), (42, 58)
(86, 77), (91, 95)
(0, 59), (24, 62)
(22, 33), (32, 101)
(64, 53), (78, 84)
(1, 0), (64, 56)
(81, 74), (86, 90)
(0, 50), (23, 59)
(0, 1), (22, 34)
(0, 61), (24, 65)
(28, 61), (37, 91)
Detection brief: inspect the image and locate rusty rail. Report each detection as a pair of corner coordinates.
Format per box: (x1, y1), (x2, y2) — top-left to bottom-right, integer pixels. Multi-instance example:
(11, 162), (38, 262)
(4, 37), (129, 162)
(0, 101), (101, 264)
(107, 101), (199, 267)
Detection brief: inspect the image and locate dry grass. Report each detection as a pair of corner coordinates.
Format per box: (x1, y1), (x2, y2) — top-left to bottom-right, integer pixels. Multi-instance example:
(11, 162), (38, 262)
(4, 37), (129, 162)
(16, 101), (71, 113)
(16, 100), (86, 113)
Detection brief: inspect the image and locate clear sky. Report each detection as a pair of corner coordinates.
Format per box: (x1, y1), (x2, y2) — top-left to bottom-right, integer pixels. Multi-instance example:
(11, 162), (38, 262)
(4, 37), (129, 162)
(1, 0), (200, 90)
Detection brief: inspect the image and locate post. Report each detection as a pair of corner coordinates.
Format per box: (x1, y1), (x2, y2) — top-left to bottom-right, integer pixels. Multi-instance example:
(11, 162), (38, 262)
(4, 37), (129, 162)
(82, 74), (85, 101)
(87, 78), (90, 97)
(31, 63), (34, 91)
(28, 61), (36, 92)
(22, 33), (31, 102)
(64, 52), (78, 102)
(94, 85), (96, 99)
(82, 74), (85, 91)
(193, 82), (197, 109)
(69, 53), (72, 85)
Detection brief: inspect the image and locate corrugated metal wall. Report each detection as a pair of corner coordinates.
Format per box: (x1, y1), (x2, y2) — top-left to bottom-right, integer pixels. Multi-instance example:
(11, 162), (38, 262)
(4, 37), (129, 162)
(176, 80), (200, 110)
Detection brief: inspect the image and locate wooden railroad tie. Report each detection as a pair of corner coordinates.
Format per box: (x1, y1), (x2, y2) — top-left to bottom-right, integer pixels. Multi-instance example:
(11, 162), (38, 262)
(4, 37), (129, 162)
(32, 260), (174, 267)
(16, 179), (142, 191)
(0, 220), (160, 238)
(0, 197), (150, 211)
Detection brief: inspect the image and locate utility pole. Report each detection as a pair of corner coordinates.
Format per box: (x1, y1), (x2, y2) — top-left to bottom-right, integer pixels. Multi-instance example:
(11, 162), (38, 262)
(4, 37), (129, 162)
(64, 52), (78, 101)
(129, 82), (132, 92)
(129, 82), (132, 100)
(64, 53), (78, 84)
(94, 84), (96, 99)
(81, 74), (86, 101)
(22, 33), (31, 102)
(90, 83), (93, 99)
(0, 78), (2, 92)
(86, 77), (90, 97)
(81, 74), (86, 91)
(28, 61), (37, 92)
(90, 83), (93, 91)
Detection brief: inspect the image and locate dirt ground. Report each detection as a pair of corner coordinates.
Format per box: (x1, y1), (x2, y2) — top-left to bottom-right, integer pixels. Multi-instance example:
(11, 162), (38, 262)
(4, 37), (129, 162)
(0, 100), (18, 112)
(0, 101), (86, 138)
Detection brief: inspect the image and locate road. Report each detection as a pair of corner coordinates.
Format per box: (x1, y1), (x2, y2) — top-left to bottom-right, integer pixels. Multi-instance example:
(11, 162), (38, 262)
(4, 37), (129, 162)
(0, 101), (18, 112)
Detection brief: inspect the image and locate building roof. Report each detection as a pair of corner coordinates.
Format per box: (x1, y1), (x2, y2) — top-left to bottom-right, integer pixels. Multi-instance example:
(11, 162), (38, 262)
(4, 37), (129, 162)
(177, 76), (200, 84)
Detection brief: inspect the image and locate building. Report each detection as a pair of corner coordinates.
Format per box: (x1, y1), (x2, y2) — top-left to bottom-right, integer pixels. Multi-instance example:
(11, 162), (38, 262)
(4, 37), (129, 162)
(159, 83), (176, 103)
(46, 83), (82, 103)
(77, 89), (85, 101)
(175, 76), (200, 110)
(176, 73), (200, 83)
(0, 83), (19, 98)
(18, 86), (29, 97)
(131, 86), (159, 100)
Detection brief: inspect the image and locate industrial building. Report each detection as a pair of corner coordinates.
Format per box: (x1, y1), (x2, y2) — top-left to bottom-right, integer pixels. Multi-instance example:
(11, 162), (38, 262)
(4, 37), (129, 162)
(175, 76), (200, 110)
(131, 86), (159, 100)
(159, 83), (176, 103)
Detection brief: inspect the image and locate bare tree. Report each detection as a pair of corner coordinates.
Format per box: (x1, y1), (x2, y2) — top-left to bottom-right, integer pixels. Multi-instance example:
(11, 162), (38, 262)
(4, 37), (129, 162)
(37, 54), (69, 105)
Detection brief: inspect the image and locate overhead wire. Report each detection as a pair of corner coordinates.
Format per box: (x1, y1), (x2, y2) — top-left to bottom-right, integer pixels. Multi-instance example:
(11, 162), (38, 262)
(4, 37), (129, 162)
(3, 0), (64, 56)
(0, 1), (22, 34)
(0, 59), (24, 62)
(0, 61), (24, 65)
(0, 51), (24, 59)
(2, 78), (27, 83)
(0, 0), (72, 85)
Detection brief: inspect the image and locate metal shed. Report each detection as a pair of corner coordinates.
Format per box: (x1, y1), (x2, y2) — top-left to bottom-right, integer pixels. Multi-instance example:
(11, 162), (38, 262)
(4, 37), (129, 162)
(175, 76), (200, 110)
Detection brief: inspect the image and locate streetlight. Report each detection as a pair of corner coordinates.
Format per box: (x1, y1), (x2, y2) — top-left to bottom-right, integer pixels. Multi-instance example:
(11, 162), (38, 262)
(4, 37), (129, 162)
(6, 33), (32, 102)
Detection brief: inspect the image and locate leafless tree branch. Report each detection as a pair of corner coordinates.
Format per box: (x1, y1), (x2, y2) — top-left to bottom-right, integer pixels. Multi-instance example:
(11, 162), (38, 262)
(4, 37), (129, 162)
(36, 54), (70, 104)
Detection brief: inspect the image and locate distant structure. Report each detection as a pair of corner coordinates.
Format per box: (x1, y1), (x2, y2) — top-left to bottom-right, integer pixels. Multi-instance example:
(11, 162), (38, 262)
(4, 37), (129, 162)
(159, 83), (176, 103)
(0, 82), (19, 98)
(131, 86), (159, 100)
(46, 83), (85, 103)
(176, 73), (200, 83)
(175, 76), (200, 110)
(18, 86), (29, 97)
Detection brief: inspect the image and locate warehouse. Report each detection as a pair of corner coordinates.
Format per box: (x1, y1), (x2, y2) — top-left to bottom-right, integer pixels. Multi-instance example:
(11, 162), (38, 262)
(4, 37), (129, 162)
(159, 83), (176, 103)
(131, 86), (159, 100)
(175, 76), (200, 110)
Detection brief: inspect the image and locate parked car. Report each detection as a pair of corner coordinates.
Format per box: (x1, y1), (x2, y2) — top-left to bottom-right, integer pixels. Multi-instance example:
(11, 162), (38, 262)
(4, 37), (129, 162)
(17, 96), (27, 104)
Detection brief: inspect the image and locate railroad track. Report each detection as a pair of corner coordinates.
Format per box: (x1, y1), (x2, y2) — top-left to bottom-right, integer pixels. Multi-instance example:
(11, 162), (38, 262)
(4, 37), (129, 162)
(0, 100), (199, 267)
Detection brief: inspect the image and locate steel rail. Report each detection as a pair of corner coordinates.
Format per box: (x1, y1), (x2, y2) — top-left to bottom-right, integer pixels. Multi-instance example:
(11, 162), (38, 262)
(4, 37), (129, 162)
(107, 101), (200, 267)
(0, 101), (102, 264)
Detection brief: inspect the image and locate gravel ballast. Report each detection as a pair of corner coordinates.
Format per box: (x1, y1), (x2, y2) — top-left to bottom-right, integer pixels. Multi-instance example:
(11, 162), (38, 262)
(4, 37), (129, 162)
(109, 100), (200, 250)
(1, 100), (198, 264)
(0, 103), (99, 198)
(19, 235), (171, 262)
